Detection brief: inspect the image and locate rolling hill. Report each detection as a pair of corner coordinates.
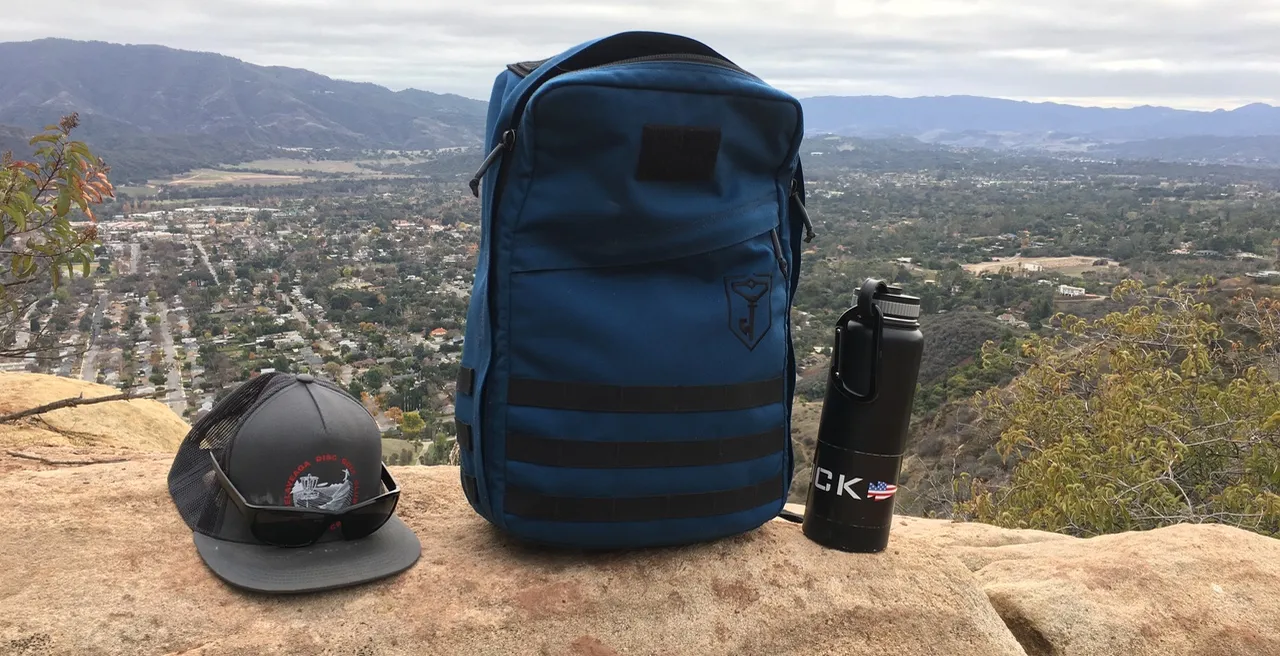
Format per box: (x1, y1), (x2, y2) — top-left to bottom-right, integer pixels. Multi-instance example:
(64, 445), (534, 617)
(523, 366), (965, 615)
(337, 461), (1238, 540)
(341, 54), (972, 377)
(801, 95), (1280, 141)
(801, 95), (1280, 165)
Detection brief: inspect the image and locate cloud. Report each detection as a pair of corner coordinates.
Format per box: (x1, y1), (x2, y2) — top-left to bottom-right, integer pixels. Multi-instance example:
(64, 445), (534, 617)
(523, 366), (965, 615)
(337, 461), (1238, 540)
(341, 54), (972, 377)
(3, 0), (1278, 109)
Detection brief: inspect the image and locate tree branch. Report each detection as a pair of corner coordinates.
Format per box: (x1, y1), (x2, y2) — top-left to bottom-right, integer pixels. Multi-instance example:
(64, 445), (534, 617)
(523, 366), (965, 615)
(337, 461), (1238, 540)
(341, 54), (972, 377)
(0, 389), (156, 423)
(5, 449), (130, 465)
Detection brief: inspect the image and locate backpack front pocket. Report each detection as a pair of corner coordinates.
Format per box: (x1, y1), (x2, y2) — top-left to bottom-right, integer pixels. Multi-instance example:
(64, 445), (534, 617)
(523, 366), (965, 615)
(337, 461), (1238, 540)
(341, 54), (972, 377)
(491, 200), (792, 547)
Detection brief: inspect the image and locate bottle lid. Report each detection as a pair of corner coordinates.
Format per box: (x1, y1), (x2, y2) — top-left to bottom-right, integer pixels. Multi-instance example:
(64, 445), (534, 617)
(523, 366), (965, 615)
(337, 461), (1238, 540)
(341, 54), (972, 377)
(871, 284), (921, 320)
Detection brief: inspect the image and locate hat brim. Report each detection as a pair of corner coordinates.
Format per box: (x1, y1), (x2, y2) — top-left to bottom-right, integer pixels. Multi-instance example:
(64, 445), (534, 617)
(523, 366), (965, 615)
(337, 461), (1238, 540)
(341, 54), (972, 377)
(192, 515), (421, 594)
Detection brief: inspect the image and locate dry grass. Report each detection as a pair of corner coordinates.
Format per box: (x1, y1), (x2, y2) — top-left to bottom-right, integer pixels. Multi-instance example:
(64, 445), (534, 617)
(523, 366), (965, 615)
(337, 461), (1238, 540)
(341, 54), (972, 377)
(962, 255), (1124, 277)
(227, 158), (370, 174)
(0, 373), (189, 453)
(162, 169), (305, 187)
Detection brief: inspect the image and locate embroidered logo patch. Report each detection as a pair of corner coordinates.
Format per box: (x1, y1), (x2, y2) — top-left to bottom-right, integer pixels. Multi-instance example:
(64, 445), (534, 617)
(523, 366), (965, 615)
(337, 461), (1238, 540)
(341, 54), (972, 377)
(283, 453), (361, 514)
(725, 273), (773, 350)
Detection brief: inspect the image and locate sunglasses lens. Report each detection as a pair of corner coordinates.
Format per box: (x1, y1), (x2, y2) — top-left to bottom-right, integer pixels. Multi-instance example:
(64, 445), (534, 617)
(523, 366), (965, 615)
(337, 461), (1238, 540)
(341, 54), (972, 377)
(339, 494), (399, 540)
(251, 512), (329, 547)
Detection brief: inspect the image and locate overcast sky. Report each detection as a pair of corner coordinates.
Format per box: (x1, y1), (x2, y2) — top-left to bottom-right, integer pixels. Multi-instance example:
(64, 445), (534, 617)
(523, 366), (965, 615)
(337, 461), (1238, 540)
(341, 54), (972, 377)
(4, 0), (1278, 110)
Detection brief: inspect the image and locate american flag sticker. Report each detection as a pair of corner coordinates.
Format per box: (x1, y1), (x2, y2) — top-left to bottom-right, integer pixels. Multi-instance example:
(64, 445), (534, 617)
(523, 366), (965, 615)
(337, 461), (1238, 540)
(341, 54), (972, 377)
(867, 481), (897, 501)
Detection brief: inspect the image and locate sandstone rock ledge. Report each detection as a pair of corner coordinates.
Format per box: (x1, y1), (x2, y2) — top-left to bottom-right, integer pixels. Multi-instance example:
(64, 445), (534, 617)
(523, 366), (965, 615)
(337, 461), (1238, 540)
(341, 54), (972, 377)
(2, 459), (1278, 656)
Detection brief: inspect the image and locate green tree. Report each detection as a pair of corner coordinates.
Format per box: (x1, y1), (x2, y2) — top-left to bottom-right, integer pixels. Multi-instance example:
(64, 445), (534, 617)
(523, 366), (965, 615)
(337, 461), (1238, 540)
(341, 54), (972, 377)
(957, 280), (1280, 538)
(400, 410), (427, 439)
(1, 114), (114, 358)
(363, 367), (385, 390)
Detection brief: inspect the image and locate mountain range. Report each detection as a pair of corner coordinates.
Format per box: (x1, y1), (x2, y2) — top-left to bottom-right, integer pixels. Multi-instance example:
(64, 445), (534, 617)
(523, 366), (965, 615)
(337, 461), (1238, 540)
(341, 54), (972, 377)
(3, 37), (1280, 181)
(802, 95), (1280, 141)
(0, 37), (486, 174)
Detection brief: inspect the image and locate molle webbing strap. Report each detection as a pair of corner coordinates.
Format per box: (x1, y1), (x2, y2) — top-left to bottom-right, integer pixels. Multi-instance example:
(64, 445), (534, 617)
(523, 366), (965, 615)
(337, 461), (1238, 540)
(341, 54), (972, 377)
(461, 473), (480, 507)
(456, 367), (475, 396)
(505, 474), (784, 523)
(506, 427), (785, 469)
(506, 376), (784, 414)
(455, 420), (473, 451)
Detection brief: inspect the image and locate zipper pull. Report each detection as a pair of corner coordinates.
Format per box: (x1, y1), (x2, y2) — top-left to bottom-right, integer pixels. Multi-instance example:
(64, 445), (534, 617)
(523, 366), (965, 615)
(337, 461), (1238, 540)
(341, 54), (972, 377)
(769, 228), (789, 279)
(468, 129), (517, 197)
(790, 179), (816, 243)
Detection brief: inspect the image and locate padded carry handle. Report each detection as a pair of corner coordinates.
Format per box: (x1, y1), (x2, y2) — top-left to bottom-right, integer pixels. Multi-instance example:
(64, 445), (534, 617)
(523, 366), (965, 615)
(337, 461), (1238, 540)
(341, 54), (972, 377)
(561, 31), (736, 69)
(509, 31), (739, 79)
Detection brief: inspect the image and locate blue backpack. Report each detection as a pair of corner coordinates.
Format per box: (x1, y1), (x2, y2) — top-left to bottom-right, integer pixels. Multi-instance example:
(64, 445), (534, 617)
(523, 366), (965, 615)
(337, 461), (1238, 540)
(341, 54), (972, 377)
(453, 31), (814, 549)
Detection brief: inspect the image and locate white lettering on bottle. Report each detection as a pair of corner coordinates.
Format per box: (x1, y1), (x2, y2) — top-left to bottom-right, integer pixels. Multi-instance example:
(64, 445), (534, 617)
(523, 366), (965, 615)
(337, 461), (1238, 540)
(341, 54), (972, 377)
(815, 467), (833, 492)
(837, 475), (862, 499)
(814, 468), (864, 499)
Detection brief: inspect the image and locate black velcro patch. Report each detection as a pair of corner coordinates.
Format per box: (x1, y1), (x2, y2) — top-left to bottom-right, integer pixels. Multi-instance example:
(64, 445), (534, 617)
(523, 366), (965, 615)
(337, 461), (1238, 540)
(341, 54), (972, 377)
(635, 125), (721, 183)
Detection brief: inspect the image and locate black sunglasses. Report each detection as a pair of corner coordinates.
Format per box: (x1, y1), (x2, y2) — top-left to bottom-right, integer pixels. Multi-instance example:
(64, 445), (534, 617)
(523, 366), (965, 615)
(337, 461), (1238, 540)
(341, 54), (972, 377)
(209, 451), (402, 548)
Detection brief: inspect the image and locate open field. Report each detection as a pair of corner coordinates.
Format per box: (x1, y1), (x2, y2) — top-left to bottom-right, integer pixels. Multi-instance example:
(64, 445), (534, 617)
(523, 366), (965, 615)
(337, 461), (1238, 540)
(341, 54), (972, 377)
(115, 184), (161, 197)
(382, 438), (420, 465)
(226, 158), (374, 174)
(164, 169), (306, 187)
(963, 255), (1123, 277)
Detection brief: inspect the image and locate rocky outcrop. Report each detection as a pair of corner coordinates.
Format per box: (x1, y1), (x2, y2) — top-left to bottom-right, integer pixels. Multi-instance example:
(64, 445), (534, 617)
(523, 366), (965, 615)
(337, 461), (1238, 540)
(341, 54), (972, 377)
(1, 457), (1277, 656)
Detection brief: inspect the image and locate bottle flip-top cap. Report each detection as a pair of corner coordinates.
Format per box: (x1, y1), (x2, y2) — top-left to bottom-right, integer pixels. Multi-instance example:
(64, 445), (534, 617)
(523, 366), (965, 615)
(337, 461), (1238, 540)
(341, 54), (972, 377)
(870, 284), (921, 320)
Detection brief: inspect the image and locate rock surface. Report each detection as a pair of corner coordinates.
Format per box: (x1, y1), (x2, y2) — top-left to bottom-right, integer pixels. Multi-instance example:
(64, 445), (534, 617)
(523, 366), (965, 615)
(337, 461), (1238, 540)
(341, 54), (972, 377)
(1, 458), (1278, 656)
(971, 523), (1280, 655)
(2, 458), (1027, 656)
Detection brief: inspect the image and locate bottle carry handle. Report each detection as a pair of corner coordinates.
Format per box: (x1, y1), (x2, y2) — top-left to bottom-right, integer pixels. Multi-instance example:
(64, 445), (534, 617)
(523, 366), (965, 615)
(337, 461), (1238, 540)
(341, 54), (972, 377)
(831, 278), (886, 403)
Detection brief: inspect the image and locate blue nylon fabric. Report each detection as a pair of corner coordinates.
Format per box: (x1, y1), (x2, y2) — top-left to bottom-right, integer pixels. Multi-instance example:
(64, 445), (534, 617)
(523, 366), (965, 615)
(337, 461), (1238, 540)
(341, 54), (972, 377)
(506, 405), (784, 447)
(506, 455), (783, 498)
(503, 504), (785, 550)
(506, 235), (787, 384)
(456, 34), (806, 549)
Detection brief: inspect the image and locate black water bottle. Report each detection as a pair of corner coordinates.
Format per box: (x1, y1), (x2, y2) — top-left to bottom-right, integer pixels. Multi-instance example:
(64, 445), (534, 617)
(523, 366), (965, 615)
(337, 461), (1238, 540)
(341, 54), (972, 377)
(802, 278), (924, 553)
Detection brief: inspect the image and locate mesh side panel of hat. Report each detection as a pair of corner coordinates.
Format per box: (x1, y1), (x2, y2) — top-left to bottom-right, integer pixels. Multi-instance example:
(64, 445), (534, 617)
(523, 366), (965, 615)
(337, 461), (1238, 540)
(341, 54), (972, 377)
(167, 372), (295, 536)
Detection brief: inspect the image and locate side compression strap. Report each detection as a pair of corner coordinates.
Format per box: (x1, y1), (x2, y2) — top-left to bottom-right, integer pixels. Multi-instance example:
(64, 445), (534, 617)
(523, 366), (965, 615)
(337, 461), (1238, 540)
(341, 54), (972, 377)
(505, 474), (785, 523)
(506, 376), (784, 413)
(506, 427), (785, 468)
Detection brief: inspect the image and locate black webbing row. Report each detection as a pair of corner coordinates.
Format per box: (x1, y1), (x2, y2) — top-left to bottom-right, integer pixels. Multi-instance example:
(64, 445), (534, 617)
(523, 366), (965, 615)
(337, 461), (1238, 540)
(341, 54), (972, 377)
(457, 367), (475, 396)
(505, 474), (784, 523)
(506, 376), (784, 413)
(506, 427), (785, 469)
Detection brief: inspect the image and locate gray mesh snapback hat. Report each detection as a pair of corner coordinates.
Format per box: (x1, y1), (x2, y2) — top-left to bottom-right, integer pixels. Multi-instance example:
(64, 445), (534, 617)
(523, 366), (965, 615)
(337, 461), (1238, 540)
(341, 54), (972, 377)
(167, 372), (421, 594)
